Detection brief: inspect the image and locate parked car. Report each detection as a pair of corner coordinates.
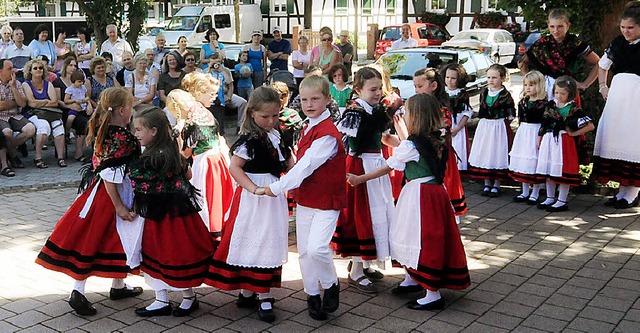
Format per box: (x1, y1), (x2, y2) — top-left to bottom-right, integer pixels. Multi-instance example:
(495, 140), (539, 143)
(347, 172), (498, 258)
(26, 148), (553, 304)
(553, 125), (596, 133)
(375, 23), (450, 59)
(513, 30), (542, 65)
(442, 28), (516, 66)
(375, 47), (494, 100)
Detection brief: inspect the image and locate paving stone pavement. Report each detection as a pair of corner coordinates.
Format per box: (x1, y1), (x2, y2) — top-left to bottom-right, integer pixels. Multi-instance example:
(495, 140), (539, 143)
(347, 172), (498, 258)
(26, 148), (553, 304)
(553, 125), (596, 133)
(1, 177), (639, 332)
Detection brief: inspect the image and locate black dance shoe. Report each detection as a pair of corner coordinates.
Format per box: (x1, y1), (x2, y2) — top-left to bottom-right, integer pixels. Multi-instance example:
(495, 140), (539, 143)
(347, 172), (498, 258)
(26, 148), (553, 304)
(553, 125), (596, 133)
(407, 298), (445, 311)
(236, 292), (258, 308)
(391, 284), (424, 295)
(173, 297), (199, 317)
(135, 301), (172, 317)
(109, 286), (143, 300)
(322, 283), (340, 313)
(257, 298), (276, 323)
(68, 290), (97, 316)
(307, 295), (327, 320)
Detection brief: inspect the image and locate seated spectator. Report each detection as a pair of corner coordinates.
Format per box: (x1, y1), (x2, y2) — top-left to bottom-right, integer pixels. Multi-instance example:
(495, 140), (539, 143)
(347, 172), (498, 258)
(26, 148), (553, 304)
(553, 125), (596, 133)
(115, 51), (134, 86)
(0, 26), (14, 57)
(21, 59), (66, 168)
(207, 52), (247, 133)
(125, 53), (157, 107)
(75, 27), (95, 78)
(36, 55), (58, 82)
(182, 51), (201, 74)
(28, 24), (56, 68)
(271, 81), (303, 149)
(2, 27), (33, 82)
(0, 58), (36, 173)
(157, 51), (185, 107)
(100, 51), (115, 75)
(153, 34), (169, 68)
(86, 56), (119, 109)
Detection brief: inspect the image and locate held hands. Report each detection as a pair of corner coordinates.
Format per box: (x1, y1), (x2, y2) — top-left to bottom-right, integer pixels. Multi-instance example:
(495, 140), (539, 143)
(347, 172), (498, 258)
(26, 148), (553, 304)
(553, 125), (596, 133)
(116, 205), (137, 221)
(346, 173), (363, 187)
(254, 187), (266, 196)
(264, 186), (276, 197)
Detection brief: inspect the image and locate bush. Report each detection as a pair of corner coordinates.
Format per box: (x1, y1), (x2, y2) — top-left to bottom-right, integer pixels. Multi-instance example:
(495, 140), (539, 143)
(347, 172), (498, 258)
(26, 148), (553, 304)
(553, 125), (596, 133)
(474, 11), (507, 28)
(421, 11), (451, 27)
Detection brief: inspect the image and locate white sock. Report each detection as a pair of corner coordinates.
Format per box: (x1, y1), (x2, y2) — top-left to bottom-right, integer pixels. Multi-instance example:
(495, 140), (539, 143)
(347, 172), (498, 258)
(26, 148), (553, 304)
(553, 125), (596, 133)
(400, 271), (419, 287)
(349, 261), (371, 285)
(531, 183), (542, 200)
(111, 278), (125, 289)
(541, 180), (556, 205)
(179, 288), (196, 309)
(258, 292), (273, 310)
(622, 186), (640, 202)
(455, 215), (461, 225)
(416, 289), (441, 305)
(493, 180), (501, 190)
(147, 290), (169, 310)
(73, 280), (86, 295)
(615, 186), (628, 200)
(551, 184), (570, 208)
(484, 179), (491, 187)
(241, 289), (255, 297)
(520, 183), (531, 197)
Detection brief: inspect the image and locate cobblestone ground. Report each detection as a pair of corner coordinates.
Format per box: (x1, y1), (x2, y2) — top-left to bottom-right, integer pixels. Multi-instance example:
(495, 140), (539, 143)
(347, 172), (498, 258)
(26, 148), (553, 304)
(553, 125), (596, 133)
(1, 179), (639, 332)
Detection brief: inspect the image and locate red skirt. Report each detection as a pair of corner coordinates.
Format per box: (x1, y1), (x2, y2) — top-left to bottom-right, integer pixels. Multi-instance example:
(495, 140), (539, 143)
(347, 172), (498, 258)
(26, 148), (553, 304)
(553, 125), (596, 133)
(593, 157), (640, 187)
(205, 188), (282, 293)
(201, 152), (234, 236)
(141, 212), (214, 289)
(382, 145), (405, 201)
(405, 184), (471, 291)
(332, 156), (377, 260)
(444, 148), (468, 216)
(35, 181), (134, 280)
(539, 133), (581, 186)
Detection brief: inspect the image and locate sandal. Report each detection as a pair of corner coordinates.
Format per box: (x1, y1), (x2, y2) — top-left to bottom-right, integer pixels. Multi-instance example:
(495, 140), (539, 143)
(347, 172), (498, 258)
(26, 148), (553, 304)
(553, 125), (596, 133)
(75, 155), (87, 163)
(34, 158), (48, 169)
(58, 159), (67, 168)
(348, 275), (378, 294)
(1, 167), (15, 177)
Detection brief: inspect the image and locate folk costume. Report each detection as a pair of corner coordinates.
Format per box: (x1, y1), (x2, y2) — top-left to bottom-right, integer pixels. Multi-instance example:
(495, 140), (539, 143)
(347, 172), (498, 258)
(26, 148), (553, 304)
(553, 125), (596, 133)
(333, 98), (394, 268)
(468, 87), (516, 182)
(129, 155), (214, 290)
(536, 101), (591, 186)
(182, 102), (234, 238)
(445, 87), (473, 172)
(509, 97), (549, 184)
(380, 92), (405, 201)
(593, 36), (640, 205)
(36, 125), (143, 280)
(388, 136), (470, 292)
(526, 33), (592, 100)
(206, 130), (290, 293)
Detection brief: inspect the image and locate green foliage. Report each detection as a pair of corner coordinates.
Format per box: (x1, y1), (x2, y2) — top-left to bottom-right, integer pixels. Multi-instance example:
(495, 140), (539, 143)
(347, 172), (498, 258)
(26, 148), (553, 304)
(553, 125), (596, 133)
(473, 11), (507, 28)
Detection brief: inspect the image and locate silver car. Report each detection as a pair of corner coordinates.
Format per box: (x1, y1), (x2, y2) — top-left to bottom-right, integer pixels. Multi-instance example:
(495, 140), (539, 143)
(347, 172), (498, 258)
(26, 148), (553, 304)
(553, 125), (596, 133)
(442, 29), (516, 66)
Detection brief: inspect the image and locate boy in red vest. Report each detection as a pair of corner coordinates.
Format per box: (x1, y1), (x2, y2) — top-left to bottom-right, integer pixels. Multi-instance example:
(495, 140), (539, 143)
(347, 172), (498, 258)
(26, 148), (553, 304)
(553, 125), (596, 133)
(264, 76), (347, 320)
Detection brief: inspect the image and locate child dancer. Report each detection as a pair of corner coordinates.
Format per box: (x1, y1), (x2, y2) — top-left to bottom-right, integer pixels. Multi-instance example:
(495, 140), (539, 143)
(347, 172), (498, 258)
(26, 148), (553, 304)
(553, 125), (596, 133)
(442, 64), (473, 172)
(536, 76), (594, 211)
(205, 87), (292, 323)
(334, 67), (394, 293)
(413, 67), (467, 217)
(329, 63), (352, 112)
(510, 70), (548, 204)
(347, 93), (470, 310)
(264, 76), (346, 321)
(179, 73), (234, 241)
(468, 64), (515, 197)
(593, 1), (640, 208)
(130, 107), (214, 317)
(35, 87), (144, 316)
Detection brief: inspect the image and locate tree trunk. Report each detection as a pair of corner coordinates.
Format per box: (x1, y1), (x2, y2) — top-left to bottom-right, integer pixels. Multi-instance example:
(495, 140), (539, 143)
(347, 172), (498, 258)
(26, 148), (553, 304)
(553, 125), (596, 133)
(234, 0), (240, 43)
(598, 0), (627, 51)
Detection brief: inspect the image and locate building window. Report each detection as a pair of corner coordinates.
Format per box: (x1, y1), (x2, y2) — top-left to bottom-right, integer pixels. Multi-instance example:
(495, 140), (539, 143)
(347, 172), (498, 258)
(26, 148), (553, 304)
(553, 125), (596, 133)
(486, 0), (499, 10)
(386, 0), (395, 14)
(273, 0), (287, 13)
(363, 0), (372, 15)
(336, 0), (348, 16)
(431, 0), (446, 10)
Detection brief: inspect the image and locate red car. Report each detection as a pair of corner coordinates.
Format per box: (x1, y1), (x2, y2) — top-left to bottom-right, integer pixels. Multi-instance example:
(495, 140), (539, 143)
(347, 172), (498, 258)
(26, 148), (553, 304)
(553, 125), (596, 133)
(375, 23), (450, 59)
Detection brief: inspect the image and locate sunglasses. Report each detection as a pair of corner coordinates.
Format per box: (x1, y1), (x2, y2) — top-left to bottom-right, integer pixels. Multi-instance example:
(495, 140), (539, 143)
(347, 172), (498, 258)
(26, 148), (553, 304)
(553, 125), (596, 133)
(322, 38), (331, 41)
(32, 67), (44, 70)
(185, 58), (195, 62)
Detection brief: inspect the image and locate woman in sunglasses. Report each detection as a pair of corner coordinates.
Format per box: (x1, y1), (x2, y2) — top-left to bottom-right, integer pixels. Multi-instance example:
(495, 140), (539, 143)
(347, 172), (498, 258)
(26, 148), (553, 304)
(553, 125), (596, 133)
(182, 51), (201, 74)
(313, 31), (340, 76)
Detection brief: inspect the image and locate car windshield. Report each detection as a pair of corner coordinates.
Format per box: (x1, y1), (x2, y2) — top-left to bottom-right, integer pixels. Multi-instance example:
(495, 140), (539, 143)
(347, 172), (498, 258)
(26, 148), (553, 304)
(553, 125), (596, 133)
(380, 27), (401, 41)
(525, 32), (541, 44)
(377, 51), (457, 77)
(452, 31), (490, 42)
(166, 16), (198, 31)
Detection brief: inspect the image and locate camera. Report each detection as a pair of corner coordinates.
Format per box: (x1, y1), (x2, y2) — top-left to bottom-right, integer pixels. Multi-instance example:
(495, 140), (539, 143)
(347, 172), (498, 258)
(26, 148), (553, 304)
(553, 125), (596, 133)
(213, 63), (220, 69)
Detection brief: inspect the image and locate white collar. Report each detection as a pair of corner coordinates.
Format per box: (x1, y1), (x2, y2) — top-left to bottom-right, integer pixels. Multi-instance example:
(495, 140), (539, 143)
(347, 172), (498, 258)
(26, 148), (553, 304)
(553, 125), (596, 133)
(333, 83), (350, 92)
(488, 87), (503, 97)
(355, 98), (373, 114)
(308, 110), (331, 129)
(445, 87), (461, 95)
(630, 38), (640, 45)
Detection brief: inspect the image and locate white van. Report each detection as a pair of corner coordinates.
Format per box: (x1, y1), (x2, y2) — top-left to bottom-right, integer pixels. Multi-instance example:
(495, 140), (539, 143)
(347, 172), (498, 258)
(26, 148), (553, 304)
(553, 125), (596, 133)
(162, 4), (263, 48)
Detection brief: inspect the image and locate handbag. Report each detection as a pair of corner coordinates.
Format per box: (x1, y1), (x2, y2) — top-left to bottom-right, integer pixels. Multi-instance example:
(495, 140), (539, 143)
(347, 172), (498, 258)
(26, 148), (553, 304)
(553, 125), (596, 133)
(33, 107), (63, 123)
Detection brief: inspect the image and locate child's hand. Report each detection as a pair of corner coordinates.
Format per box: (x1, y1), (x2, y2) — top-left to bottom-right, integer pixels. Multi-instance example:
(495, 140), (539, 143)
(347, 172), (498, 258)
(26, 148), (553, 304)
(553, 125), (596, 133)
(451, 127), (460, 137)
(254, 187), (266, 196)
(537, 136), (543, 148)
(346, 173), (363, 187)
(599, 86), (609, 100)
(116, 205), (137, 221)
(264, 186), (276, 197)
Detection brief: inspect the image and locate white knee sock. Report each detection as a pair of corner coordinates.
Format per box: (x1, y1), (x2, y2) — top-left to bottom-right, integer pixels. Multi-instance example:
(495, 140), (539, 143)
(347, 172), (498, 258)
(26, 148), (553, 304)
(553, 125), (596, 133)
(258, 292), (273, 310)
(349, 261), (371, 285)
(417, 289), (441, 305)
(179, 288), (196, 309)
(552, 184), (570, 207)
(520, 183), (531, 197)
(73, 280), (86, 295)
(541, 180), (556, 205)
(484, 179), (491, 188)
(111, 278), (125, 289)
(400, 270), (419, 287)
(147, 289), (169, 310)
(622, 186), (640, 202)
(531, 183), (542, 200)
(493, 180), (501, 190)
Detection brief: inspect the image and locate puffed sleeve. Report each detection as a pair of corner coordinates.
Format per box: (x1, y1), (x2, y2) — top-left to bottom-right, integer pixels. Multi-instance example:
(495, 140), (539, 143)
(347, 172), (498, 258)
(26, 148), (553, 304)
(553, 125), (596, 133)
(99, 165), (126, 184)
(386, 140), (420, 171)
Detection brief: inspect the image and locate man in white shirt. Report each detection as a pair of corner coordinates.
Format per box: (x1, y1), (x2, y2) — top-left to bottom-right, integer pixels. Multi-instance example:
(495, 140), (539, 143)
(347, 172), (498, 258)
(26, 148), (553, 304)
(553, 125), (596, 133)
(390, 24), (418, 50)
(1, 28), (33, 82)
(100, 24), (133, 72)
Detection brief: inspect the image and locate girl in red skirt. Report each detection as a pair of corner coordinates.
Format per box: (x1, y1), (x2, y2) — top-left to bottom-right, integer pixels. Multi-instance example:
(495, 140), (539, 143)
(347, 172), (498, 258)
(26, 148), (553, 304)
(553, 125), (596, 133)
(348, 93), (470, 310)
(35, 87), (144, 316)
(180, 73), (234, 241)
(536, 76), (594, 212)
(130, 107), (214, 317)
(205, 87), (292, 323)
